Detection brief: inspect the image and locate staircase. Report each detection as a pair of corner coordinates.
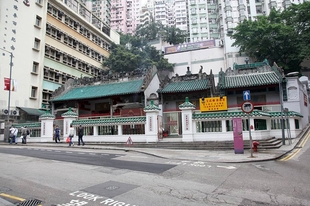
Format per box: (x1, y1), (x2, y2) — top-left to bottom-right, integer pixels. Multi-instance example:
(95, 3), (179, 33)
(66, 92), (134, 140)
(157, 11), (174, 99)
(87, 137), (283, 150)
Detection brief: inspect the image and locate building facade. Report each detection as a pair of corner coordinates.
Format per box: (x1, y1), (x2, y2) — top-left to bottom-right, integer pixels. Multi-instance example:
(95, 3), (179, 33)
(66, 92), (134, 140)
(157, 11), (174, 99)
(0, 0), (119, 128)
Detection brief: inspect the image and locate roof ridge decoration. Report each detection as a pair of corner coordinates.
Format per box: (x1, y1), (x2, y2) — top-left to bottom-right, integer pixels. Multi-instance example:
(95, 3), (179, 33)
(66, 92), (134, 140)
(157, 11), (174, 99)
(144, 100), (160, 111)
(179, 97), (195, 109)
(61, 107), (78, 117)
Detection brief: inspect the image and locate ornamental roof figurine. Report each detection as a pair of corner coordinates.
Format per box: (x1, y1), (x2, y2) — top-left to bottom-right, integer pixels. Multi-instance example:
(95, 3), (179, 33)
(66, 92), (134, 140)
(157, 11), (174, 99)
(144, 100), (160, 112)
(179, 97), (195, 109)
(61, 107), (78, 118)
(39, 110), (55, 120)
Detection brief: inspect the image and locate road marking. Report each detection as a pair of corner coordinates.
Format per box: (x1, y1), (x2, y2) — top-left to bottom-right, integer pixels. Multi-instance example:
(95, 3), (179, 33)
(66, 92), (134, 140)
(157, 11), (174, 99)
(0, 193), (42, 206)
(216, 165), (236, 170)
(279, 132), (310, 161)
(0, 192), (24, 201)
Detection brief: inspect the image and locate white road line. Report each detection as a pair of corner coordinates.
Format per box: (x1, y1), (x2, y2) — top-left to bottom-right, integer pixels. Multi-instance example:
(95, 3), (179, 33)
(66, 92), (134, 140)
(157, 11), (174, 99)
(216, 165), (236, 170)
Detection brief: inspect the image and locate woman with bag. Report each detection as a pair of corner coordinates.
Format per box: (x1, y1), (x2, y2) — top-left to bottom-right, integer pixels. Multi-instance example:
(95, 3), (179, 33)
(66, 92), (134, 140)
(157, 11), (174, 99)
(68, 124), (74, 147)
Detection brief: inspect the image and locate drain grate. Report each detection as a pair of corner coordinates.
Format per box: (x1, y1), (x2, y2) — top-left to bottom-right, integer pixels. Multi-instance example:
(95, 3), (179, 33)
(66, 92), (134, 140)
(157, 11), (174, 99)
(16, 199), (42, 206)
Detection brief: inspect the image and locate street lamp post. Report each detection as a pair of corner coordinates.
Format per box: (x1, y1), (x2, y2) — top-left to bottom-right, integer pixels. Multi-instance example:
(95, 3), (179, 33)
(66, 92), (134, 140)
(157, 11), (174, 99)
(279, 75), (286, 145)
(1, 48), (13, 142)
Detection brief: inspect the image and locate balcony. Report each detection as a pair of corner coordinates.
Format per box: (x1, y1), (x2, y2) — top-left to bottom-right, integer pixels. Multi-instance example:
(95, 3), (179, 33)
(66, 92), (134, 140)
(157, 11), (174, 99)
(225, 16), (233, 23)
(224, 5), (232, 12)
(238, 4), (246, 10)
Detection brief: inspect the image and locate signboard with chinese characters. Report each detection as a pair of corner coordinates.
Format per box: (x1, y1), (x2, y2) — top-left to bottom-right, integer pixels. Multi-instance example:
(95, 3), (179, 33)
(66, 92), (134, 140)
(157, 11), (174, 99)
(199, 96), (228, 112)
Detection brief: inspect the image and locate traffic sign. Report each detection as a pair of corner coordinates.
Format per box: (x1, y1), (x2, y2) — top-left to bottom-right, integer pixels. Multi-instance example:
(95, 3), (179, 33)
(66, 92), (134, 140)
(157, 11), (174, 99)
(243, 90), (251, 101)
(241, 101), (254, 114)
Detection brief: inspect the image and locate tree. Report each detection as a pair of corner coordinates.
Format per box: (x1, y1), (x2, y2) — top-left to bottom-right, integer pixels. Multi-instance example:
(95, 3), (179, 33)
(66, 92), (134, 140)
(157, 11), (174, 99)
(229, 2), (310, 73)
(103, 43), (141, 72)
(103, 34), (174, 72)
(162, 26), (187, 45)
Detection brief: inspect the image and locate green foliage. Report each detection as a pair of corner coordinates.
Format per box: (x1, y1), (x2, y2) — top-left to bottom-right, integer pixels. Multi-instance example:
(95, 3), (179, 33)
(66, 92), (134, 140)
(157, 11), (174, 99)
(229, 2), (310, 73)
(103, 33), (174, 72)
(162, 26), (187, 45)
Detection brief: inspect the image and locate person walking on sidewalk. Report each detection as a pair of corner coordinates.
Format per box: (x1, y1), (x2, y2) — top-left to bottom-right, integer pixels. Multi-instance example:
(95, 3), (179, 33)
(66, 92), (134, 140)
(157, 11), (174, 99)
(54, 125), (60, 143)
(77, 125), (85, 146)
(9, 126), (18, 144)
(21, 126), (29, 144)
(68, 124), (74, 147)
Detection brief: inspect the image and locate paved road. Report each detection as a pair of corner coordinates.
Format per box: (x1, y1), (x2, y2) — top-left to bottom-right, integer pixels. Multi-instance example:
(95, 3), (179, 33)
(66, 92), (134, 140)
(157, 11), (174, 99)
(0, 147), (176, 174)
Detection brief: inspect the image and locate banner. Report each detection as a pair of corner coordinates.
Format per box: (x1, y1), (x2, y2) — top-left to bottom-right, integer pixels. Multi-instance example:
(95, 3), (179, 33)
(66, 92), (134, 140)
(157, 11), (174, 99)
(4, 78), (17, 91)
(4, 78), (10, 91)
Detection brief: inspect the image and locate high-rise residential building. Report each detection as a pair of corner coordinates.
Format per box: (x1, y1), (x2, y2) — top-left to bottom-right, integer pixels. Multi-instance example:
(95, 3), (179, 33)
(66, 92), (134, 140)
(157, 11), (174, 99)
(84, 0), (111, 27)
(140, 6), (152, 25)
(0, 0), (119, 123)
(110, 0), (142, 34)
(187, 0), (219, 43)
(174, 0), (189, 41)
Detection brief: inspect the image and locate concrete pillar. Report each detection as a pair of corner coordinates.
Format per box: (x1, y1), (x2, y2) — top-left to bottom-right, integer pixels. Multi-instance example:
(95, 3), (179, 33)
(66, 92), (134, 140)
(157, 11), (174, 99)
(179, 97), (195, 142)
(61, 108), (78, 138)
(39, 111), (55, 140)
(118, 125), (123, 135)
(221, 119), (227, 132)
(144, 100), (160, 142)
(93, 126), (98, 136)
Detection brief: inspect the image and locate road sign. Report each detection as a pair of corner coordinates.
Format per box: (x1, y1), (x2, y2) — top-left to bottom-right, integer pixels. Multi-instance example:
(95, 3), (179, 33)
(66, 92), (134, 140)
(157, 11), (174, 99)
(241, 101), (254, 114)
(243, 90), (251, 101)
(126, 136), (133, 146)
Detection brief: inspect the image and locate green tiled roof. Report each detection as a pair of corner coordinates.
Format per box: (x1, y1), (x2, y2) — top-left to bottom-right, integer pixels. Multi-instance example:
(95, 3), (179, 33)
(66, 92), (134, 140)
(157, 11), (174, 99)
(269, 111), (303, 118)
(12, 122), (41, 129)
(193, 110), (271, 119)
(193, 110), (303, 120)
(71, 116), (146, 126)
(219, 72), (280, 89)
(51, 79), (144, 102)
(158, 79), (211, 93)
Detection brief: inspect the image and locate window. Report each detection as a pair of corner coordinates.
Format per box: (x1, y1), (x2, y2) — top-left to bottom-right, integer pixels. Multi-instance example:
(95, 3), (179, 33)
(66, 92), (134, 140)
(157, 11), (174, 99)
(31, 86), (38, 98)
(32, 62), (39, 73)
(35, 15), (42, 27)
(295, 119), (300, 129)
(33, 38), (40, 50)
(197, 121), (222, 132)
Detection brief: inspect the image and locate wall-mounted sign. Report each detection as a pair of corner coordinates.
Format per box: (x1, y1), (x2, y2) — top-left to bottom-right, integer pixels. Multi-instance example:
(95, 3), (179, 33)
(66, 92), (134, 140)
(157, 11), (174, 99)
(165, 40), (215, 54)
(199, 96), (228, 112)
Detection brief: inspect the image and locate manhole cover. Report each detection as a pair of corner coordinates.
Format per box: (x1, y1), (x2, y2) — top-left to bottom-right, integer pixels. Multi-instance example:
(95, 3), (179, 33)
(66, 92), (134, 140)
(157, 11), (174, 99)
(16, 199), (42, 206)
(105, 186), (119, 190)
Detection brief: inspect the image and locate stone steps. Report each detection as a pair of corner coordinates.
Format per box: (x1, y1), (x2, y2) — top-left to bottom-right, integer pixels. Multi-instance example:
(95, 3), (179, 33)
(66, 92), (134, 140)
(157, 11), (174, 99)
(86, 137), (283, 150)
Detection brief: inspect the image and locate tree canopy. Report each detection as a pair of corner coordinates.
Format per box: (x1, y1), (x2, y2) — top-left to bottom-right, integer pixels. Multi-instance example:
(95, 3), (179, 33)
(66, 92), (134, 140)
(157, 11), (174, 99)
(103, 33), (174, 73)
(229, 2), (310, 73)
(135, 16), (186, 45)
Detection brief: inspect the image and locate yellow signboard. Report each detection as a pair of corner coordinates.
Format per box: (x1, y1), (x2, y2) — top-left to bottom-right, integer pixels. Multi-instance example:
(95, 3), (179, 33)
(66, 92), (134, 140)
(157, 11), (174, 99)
(199, 96), (228, 112)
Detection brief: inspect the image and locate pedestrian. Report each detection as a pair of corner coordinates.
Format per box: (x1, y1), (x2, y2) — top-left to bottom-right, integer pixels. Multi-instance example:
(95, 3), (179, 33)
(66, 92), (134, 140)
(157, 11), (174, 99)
(54, 125), (60, 143)
(9, 126), (18, 144)
(21, 126), (29, 144)
(68, 124), (74, 147)
(77, 124), (85, 146)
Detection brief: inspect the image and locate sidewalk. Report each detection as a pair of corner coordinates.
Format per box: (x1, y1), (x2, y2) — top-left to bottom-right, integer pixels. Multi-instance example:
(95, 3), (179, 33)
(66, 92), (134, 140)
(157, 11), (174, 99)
(0, 138), (299, 163)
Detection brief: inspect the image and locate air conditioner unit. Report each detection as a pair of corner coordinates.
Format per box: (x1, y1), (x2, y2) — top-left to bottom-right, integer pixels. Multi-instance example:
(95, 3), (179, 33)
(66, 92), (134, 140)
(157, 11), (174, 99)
(11, 110), (19, 116)
(1, 109), (9, 115)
